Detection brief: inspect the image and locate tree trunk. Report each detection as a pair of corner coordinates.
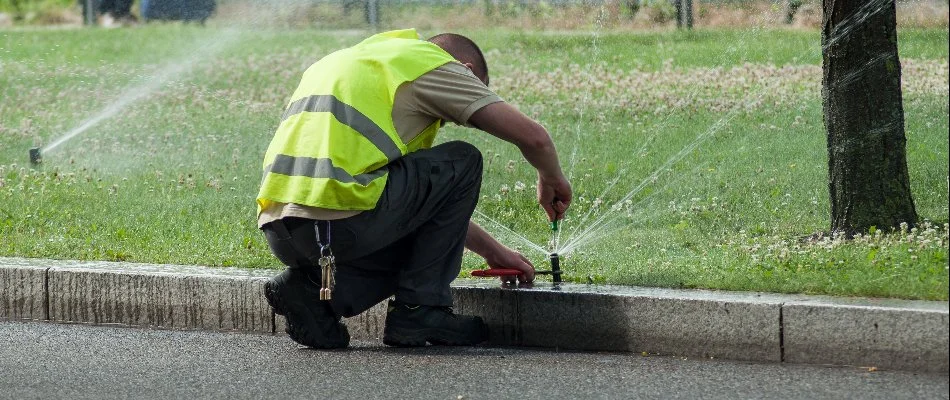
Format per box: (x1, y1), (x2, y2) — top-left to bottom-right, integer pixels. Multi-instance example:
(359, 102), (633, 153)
(822, 0), (917, 236)
(365, 0), (378, 27)
(675, 0), (682, 28)
(684, 0), (693, 29)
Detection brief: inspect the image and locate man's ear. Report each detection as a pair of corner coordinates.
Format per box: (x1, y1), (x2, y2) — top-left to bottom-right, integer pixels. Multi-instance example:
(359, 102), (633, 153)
(462, 62), (488, 85)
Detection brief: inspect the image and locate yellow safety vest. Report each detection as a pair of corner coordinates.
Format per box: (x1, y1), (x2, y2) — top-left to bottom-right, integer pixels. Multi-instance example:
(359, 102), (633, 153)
(257, 29), (456, 215)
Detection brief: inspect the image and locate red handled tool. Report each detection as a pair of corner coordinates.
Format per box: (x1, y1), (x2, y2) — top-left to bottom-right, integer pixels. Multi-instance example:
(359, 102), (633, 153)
(471, 268), (520, 277)
(471, 268), (561, 278)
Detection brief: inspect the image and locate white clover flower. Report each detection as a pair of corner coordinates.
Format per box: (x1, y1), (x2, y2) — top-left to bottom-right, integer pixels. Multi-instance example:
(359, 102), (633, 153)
(514, 181), (526, 192)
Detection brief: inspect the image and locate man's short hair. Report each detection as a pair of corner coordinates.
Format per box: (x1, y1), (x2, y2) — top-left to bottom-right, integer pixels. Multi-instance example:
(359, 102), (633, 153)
(427, 33), (489, 86)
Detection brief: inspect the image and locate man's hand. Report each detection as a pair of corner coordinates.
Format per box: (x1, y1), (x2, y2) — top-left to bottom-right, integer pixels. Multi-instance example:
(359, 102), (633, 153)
(466, 221), (535, 284)
(485, 247), (535, 284)
(538, 172), (572, 222)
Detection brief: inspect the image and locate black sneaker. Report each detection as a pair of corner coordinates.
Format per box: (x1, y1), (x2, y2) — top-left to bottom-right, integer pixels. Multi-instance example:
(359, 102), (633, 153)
(264, 268), (349, 349)
(382, 300), (489, 347)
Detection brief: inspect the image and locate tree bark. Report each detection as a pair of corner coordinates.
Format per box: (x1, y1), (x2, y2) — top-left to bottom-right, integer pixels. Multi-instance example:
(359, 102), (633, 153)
(675, 0), (682, 28)
(822, 0), (917, 236)
(684, 0), (693, 29)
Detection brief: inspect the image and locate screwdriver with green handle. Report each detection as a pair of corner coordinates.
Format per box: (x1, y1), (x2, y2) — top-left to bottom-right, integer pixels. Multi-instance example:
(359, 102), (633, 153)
(549, 198), (562, 283)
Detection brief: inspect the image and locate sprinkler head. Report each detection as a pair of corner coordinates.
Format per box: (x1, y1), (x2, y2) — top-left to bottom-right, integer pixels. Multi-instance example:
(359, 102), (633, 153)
(29, 147), (42, 165)
(549, 252), (562, 283)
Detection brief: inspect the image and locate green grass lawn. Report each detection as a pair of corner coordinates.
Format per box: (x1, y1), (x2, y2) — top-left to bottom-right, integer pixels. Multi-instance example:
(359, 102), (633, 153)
(1, 25), (947, 300)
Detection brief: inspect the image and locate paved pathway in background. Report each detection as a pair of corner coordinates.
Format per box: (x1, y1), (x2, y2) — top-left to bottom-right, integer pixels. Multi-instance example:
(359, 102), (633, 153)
(1, 321), (946, 400)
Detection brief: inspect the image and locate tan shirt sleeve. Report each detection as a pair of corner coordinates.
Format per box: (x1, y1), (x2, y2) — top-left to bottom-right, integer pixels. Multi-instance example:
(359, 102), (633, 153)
(392, 62), (504, 142)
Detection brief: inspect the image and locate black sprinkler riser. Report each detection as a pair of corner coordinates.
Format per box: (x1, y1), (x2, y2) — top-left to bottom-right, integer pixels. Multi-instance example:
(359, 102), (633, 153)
(550, 252), (561, 283)
(29, 148), (42, 165)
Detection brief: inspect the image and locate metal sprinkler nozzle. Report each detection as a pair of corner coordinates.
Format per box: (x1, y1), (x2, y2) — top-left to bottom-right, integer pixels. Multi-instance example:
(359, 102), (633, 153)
(29, 147), (42, 165)
(549, 252), (561, 283)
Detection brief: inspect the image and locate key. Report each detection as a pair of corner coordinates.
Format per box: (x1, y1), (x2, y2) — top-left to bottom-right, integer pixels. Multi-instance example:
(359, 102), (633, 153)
(319, 255), (332, 300)
(325, 255), (335, 300)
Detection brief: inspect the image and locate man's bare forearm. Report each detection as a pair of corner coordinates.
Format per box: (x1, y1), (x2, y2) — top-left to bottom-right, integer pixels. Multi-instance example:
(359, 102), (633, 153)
(465, 220), (502, 260)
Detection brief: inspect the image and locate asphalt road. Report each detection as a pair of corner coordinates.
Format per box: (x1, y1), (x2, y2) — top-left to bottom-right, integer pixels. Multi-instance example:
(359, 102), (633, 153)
(1, 321), (946, 400)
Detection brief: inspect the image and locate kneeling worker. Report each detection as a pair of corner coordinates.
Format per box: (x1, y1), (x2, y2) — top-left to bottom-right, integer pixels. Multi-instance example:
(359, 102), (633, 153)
(256, 29), (572, 349)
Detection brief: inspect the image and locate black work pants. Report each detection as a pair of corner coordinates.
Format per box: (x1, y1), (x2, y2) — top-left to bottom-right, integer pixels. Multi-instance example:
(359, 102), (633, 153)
(262, 141), (483, 318)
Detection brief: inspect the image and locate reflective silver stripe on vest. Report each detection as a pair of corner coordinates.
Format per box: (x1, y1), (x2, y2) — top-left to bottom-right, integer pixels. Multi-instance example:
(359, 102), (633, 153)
(264, 154), (388, 186)
(281, 95), (402, 163)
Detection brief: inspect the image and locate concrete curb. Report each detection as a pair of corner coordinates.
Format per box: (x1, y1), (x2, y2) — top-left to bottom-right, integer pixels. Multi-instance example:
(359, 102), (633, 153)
(1, 257), (947, 373)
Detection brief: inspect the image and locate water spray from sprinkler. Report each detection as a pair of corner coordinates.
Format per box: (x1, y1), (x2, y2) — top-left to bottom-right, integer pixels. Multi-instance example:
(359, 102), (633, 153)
(38, 31), (240, 159)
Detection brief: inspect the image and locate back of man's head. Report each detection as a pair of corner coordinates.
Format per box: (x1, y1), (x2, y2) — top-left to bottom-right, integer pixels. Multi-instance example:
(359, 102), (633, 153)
(427, 33), (489, 86)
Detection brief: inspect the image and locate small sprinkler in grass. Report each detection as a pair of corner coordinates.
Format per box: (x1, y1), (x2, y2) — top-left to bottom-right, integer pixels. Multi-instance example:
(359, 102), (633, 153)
(29, 147), (42, 165)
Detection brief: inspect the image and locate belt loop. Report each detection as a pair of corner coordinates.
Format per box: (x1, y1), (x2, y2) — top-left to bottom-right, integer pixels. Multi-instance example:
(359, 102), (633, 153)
(313, 221), (320, 244)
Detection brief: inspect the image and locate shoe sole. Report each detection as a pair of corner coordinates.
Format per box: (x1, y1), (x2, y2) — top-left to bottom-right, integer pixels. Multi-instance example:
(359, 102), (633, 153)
(264, 279), (348, 349)
(382, 325), (488, 347)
